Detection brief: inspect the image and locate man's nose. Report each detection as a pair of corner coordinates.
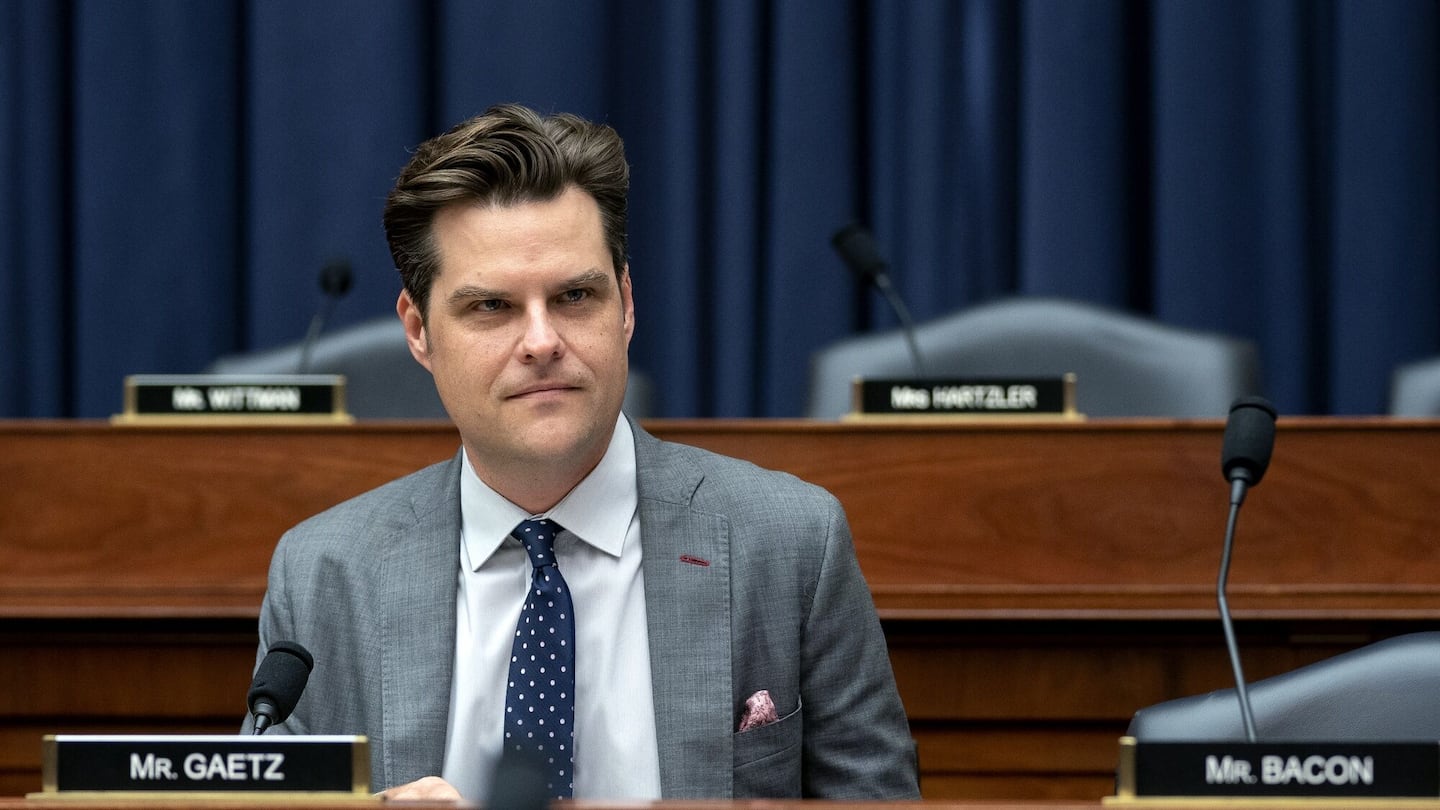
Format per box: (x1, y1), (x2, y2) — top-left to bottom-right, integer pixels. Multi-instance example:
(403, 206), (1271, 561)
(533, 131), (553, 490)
(519, 307), (563, 361)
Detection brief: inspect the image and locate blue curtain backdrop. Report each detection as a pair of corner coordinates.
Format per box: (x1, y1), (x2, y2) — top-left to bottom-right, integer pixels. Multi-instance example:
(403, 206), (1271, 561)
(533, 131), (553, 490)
(2, 0), (1437, 419)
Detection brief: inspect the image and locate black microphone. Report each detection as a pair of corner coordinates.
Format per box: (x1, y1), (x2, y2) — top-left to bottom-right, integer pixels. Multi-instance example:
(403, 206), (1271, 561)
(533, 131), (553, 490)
(247, 640), (315, 735)
(1222, 396), (1278, 498)
(830, 225), (926, 376)
(486, 749), (551, 810)
(296, 259), (354, 373)
(1215, 396), (1278, 743)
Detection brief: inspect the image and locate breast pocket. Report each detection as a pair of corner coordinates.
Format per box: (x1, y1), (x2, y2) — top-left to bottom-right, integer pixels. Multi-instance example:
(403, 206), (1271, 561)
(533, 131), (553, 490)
(732, 698), (802, 797)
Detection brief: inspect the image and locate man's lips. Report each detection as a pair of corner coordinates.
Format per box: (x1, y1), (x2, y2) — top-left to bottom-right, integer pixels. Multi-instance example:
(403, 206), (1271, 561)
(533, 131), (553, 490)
(508, 384), (579, 400)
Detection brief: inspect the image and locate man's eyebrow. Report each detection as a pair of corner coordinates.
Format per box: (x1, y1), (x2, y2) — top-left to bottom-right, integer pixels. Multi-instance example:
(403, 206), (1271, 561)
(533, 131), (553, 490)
(563, 268), (611, 288)
(446, 284), (505, 305)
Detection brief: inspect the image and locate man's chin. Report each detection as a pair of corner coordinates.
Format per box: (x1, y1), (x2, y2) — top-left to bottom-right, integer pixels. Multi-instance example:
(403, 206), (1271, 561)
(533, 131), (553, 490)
(504, 415), (611, 462)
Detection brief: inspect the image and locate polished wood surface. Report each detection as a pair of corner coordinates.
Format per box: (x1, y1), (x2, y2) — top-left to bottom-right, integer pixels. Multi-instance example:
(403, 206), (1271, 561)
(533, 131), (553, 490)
(0, 795), (1100, 801)
(5, 417), (1440, 618)
(3, 799), (1436, 809)
(3, 418), (1439, 801)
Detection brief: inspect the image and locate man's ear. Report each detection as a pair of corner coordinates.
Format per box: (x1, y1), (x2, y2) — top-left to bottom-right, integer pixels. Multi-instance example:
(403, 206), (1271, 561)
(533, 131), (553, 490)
(620, 265), (635, 343)
(396, 289), (432, 371)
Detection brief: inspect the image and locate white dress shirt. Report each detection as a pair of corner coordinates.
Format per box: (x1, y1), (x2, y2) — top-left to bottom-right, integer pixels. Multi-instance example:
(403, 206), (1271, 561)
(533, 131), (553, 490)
(441, 416), (661, 801)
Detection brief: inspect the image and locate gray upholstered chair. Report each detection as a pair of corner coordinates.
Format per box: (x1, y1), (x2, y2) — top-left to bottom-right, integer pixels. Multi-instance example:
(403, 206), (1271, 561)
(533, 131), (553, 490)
(1127, 632), (1440, 741)
(807, 297), (1262, 419)
(207, 316), (654, 419)
(1390, 356), (1440, 416)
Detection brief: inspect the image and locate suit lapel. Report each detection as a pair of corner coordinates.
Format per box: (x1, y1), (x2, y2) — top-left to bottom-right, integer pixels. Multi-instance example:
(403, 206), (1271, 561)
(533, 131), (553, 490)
(633, 423), (734, 798)
(380, 452), (462, 786)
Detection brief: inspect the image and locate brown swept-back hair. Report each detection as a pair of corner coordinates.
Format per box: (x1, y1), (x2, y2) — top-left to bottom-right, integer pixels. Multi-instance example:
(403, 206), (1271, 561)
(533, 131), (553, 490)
(383, 103), (630, 317)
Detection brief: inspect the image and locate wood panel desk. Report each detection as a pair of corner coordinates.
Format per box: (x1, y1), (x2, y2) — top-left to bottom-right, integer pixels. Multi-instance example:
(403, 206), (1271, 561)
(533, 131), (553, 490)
(3, 800), (1436, 809)
(3, 418), (1439, 800)
(0, 795), (1100, 801)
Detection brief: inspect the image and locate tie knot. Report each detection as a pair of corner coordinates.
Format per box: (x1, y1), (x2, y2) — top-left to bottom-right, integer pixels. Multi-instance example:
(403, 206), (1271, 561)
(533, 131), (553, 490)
(512, 518), (562, 569)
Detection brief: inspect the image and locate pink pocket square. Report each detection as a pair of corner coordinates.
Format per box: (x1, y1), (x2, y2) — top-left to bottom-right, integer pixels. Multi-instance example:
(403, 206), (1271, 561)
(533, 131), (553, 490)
(738, 689), (779, 732)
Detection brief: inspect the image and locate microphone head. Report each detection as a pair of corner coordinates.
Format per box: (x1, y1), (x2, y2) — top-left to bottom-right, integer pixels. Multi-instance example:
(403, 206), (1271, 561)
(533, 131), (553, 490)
(486, 749), (551, 810)
(318, 260), (353, 298)
(830, 224), (888, 282)
(246, 640), (315, 724)
(1221, 396), (1279, 486)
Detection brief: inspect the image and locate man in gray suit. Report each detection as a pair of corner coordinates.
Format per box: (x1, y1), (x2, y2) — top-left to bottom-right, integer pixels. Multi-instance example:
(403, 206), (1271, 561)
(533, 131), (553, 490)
(244, 104), (919, 802)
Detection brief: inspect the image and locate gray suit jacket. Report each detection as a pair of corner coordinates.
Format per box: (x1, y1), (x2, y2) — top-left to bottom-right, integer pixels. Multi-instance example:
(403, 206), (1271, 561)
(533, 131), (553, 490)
(246, 419), (919, 799)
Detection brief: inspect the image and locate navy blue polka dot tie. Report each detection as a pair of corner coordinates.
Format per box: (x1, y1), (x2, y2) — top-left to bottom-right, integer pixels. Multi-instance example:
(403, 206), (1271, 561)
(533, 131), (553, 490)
(504, 518), (575, 798)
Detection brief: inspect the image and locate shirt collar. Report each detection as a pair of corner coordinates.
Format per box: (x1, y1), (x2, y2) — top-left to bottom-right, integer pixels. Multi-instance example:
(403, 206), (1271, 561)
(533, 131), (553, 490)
(459, 415), (638, 571)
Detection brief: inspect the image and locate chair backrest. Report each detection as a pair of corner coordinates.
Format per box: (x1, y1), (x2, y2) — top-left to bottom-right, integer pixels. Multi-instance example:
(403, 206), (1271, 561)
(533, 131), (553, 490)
(1390, 356), (1440, 416)
(807, 297), (1262, 419)
(208, 316), (655, 419)
(1127, 632), (1440, 741)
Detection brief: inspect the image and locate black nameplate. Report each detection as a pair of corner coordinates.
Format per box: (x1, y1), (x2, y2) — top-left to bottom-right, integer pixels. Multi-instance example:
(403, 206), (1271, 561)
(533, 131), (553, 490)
(115, 374), (350, 423)
(851, 374), (1078, 418)
(42, 734), (369, 794)
(1115, 737), (1440, 799)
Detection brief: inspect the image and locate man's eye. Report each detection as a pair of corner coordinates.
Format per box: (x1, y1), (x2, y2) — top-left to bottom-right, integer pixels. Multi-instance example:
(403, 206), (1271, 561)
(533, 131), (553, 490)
(473, 299), (506, 313)
(561, 289), (591, 304)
